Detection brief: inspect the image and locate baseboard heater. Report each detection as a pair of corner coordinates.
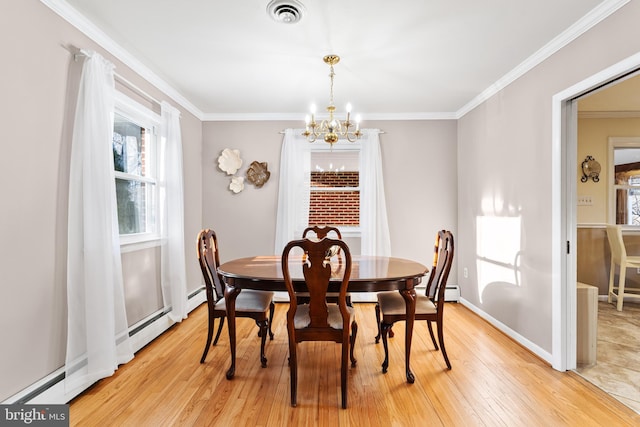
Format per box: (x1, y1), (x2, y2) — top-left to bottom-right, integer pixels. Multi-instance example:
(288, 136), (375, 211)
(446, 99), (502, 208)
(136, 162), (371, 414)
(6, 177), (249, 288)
(435, 285), (460, 302)
(4, 288), (207, 405)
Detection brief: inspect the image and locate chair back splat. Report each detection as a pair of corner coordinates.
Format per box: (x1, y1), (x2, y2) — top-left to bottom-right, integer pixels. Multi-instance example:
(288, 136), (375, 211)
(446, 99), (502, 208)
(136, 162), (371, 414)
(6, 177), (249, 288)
(197, 229), (224, 302)
(300, 225), (349, 305)
(282, 237), (358, 409)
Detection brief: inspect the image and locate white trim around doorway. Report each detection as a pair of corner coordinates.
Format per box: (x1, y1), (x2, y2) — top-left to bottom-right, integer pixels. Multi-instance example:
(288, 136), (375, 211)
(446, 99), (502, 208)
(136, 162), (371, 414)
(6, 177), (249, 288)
(551, 50), (640, 371)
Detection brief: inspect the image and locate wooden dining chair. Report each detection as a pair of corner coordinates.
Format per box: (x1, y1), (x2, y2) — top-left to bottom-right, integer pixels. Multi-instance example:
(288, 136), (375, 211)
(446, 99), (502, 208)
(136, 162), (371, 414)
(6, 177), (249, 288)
(196, 229), (274, 365)
(605, 224), (640, 311)
(282, 237), (357, 409)
(375, 230), (454, 371)
(300, 226), (350, 306)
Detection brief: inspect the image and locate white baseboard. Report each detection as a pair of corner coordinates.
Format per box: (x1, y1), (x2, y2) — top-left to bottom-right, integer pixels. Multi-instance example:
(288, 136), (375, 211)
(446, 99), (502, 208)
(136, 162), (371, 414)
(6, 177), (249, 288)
(459, 297), (553, 365)
(3, 289), (207, 405)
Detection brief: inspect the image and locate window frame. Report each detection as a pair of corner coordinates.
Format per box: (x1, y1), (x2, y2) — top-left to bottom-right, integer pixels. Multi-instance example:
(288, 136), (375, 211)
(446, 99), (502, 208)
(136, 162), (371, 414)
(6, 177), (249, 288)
(309, 141), (362, 236)
(113, 91), (161, 248)
(608, 136), (640, 229)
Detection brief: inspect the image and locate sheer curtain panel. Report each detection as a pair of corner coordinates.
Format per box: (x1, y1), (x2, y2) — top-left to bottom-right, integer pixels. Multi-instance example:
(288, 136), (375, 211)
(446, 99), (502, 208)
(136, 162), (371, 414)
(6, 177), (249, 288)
(359, 130), (391, 256)
(160, 101), (188, 322)
(274, 129), (311, 254)
(65, 51), (133, 394)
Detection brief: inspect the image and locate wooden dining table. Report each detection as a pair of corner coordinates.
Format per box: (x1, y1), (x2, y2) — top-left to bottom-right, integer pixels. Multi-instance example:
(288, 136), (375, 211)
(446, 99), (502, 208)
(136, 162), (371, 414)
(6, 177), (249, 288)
(218, 254), (428, 383)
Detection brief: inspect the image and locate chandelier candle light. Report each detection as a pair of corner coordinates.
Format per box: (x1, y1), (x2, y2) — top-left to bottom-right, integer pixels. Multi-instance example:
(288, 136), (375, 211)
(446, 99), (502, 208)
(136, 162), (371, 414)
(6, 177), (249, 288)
(303, 55), (361, 145)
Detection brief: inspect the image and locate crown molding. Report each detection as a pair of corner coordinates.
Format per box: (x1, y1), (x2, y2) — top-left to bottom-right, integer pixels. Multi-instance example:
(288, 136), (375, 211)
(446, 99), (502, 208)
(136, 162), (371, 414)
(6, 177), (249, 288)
(201, 111), (458, 122)
(40, 0), (205, 120)
(456, 0), (631, 119)
(41, 0), (630, 123)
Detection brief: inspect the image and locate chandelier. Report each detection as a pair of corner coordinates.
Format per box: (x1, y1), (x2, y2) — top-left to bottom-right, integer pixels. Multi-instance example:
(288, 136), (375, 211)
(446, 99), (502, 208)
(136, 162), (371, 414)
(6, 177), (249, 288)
(303, 55), (362, 145)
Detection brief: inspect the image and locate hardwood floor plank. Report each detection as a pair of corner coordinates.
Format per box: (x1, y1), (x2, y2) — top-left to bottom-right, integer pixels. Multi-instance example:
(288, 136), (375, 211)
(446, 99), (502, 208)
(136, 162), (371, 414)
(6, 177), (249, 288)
(69, 302), (640, 426)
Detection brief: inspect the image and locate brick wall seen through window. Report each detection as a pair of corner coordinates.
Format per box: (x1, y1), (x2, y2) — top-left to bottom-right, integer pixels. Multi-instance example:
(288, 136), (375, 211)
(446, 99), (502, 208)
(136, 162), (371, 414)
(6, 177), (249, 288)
(309, 171), (359, 226)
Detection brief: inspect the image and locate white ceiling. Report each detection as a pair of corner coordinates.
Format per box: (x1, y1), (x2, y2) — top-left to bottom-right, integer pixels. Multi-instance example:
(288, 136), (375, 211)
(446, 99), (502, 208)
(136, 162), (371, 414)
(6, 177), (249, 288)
(62, 0), (611, 120)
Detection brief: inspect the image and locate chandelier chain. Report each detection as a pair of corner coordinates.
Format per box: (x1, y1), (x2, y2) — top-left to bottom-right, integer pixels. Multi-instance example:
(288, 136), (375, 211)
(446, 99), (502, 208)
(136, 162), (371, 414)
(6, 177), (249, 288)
(329, 64), (335, 107)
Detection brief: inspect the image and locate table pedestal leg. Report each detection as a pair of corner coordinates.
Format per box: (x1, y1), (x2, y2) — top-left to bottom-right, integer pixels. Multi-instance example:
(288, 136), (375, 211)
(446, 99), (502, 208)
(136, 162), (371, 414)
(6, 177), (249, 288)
(224, 284), (240, 380)
(400, 287), (416, 384)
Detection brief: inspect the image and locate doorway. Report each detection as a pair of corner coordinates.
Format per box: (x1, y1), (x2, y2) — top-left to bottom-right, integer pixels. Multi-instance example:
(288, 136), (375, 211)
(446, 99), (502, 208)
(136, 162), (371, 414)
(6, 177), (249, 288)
(554, 52), (640, 411)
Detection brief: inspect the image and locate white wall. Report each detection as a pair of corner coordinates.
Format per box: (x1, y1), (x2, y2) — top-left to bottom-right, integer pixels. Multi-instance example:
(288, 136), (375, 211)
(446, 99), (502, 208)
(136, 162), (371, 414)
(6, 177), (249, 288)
(0, 0), (203, 401)
(202, 120), (458, 267)
(457, 0), (640, 354)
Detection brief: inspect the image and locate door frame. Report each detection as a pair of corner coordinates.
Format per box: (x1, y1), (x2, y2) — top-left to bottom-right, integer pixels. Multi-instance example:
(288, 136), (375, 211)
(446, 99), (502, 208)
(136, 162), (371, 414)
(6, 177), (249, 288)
(552, 51), (640, 370)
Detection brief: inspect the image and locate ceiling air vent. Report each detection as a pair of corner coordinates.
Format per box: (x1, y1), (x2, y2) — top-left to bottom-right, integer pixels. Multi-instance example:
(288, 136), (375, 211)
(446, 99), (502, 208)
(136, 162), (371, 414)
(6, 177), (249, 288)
(267, 0), (305, 24)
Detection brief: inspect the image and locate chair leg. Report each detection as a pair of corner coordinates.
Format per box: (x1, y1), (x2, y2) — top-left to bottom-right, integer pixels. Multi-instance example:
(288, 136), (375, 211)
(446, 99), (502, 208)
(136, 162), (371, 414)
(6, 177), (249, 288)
(288, 340), (298, 407)
(200, 306), (216, 363)
(375, 303), (394, 343)
(608, 260), (616, 304)
(426, 320), (438, 350)
(268, 302), (275, 340)
(257, 319), (268, 368)
(436, 319), (451, 370)
(341, 338), (349, 409)
(380, 321), (392, 374)
(212, 316), (225, 345)
(617, 265), (627, 311)
(350, 321), (358, 367)
(374, 303), (381, 343)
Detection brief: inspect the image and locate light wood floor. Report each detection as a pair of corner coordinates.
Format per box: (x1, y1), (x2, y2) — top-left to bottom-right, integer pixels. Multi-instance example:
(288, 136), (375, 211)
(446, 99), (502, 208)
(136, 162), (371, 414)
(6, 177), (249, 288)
(69, 302), (640, 426)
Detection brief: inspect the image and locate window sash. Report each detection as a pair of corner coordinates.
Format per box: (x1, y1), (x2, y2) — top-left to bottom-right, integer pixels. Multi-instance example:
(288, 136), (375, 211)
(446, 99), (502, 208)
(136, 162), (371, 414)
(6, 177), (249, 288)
(113, 92), (160, 244)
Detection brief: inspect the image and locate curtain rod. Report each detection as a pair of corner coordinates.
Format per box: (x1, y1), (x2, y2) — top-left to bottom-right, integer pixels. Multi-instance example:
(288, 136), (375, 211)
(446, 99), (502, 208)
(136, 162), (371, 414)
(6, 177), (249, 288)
(72, 48), (162, 107)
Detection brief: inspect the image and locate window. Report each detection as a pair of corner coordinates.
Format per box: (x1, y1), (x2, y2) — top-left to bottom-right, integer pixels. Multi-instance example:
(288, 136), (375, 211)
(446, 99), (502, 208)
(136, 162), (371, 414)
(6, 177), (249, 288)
(609, 137), (640, 226)
(309, 150), (360, 228)
(113, 93), (160, 243)
(275, 130), (389, 256)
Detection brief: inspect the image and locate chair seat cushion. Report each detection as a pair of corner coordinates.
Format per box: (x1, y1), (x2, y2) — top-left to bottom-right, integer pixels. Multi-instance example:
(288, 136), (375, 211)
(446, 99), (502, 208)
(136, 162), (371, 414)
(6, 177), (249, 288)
(214, 290), (274, 312)
(377, 291), (436, 316)
(294, 304), (355, 329)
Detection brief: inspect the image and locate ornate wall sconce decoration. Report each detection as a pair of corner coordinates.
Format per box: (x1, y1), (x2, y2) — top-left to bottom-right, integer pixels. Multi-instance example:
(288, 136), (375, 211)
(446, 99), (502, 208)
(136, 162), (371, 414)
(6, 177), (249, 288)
(581, 155), (601, 182)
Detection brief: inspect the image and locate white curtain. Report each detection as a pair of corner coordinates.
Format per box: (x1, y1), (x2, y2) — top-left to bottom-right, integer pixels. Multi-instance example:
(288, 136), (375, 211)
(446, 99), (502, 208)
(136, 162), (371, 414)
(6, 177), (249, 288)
(274, 129), (390, 256)
(65, 51), (133, 394)
(160, 101), (188, 322)
(359, 129), (391, 256)
(274, 129), (311, 254)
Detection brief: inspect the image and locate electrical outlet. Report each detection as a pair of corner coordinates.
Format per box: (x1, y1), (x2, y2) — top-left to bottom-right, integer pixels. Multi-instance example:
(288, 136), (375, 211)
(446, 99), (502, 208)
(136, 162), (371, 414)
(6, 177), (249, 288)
(463, 267), (468, 278)
(577, 195), (593, 206)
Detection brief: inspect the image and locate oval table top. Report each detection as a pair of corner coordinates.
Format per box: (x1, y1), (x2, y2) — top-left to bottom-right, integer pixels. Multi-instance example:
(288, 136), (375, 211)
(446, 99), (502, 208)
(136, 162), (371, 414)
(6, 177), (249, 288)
(218, 255), (428, 292)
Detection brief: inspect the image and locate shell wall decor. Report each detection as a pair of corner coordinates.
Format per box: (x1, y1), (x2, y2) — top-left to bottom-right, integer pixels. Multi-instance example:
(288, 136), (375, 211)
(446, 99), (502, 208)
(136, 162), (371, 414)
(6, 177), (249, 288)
(216, 149), (270, 194)
(229, 176), (245, 194)
(246, 161), (270, 188)
(217, 148), (243, 175)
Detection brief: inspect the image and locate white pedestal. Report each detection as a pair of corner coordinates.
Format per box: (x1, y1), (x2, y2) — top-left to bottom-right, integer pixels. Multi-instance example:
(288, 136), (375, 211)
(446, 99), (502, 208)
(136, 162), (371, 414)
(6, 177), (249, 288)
(576, 282), (598, 367)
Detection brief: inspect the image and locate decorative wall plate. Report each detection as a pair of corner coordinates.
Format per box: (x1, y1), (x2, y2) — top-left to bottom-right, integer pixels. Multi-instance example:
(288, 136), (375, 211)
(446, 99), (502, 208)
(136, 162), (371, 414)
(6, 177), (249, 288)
(581, 155), (601, 182)
(218, 148), (243, 175)
(246, 161), (270, 188)
(229, 176), (245, 193)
